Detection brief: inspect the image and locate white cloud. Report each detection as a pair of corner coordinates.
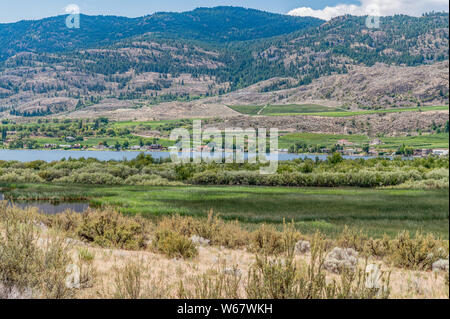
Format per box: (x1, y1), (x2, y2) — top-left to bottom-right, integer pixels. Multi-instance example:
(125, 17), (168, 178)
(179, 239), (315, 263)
(64, 4), (80, 15)
(288, 0), (449, 20)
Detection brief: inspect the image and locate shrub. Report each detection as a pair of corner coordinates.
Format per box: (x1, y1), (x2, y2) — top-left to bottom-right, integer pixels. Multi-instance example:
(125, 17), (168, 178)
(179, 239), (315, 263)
(388, 231), (448, 270)
(363, 236), (391, 258)
(153, 229), (198, 259)
(246, 254), (299, 299)
(0, 206), (74, 298)
(246, 232), (390, 299)
(113, 260), (145, 299)
(124, 174), (182, 186)
(324, 247), (359, 274)
(0, 170), (44, 183)
(178, 268), (242, 299)
(77, 249), (97, 289)
(157, 212), (248, 249)
(337, 226), (369, 252)
(38, 169), (70, 182)
(45, 211), (82, 234)
(54, 172), (123, 185)
(76, 209), (148, 250)
(249, 224), (285, 255)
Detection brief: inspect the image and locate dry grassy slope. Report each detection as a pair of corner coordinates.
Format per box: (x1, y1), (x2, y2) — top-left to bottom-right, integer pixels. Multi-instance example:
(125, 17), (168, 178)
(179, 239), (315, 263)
(282, 61), (449, 108)
(199, 61), (449, 109)
(58, 61), (449, 133)
(0, 42), (229, 117)
(63, 99), (240, 121)
(207, 110), (449, 137)
(1, 58), (448, 123)
(78, 242), (447, 299)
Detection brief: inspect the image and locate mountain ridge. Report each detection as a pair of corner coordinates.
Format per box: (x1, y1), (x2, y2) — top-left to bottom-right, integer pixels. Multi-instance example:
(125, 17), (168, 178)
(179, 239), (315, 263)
(0, 8), (448, 119)
(0, 6), (323, 61)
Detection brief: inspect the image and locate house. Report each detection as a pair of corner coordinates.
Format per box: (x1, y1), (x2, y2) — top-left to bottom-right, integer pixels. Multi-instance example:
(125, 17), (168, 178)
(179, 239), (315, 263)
(370, 139), (382, 146)
(432, 149), (449, 156)
(44, 144), (57, 149)
(59, 145), (72, 149)
(130, 145), (141, 151)
(337, 139), (353, 146)
(146, 144), (162, 150)
(65, 136), (76, 142)
(413, 149), (422, 157)
(422, 149), (432, 156)
(413, 149), (432, 157)
(342, 148), (356, 155)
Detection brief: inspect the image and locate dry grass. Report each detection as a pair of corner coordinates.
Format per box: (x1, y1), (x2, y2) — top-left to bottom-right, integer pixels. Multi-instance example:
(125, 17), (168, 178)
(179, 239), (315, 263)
(1, 203), (448, 299)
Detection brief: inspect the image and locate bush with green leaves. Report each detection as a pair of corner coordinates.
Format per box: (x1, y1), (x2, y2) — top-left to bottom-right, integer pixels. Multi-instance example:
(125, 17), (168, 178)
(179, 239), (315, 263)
(152, 229), (198, 259)
(387, 231), (449, 270)
(76, 209), (148, 250)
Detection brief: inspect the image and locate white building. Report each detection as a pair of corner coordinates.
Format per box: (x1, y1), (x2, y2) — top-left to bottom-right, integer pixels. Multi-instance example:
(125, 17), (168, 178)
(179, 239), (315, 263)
(432, 149), (449, 156)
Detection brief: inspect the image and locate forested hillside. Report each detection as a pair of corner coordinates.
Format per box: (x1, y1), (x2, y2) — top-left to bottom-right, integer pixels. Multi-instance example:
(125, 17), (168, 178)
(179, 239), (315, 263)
(0, 7), (322, 61)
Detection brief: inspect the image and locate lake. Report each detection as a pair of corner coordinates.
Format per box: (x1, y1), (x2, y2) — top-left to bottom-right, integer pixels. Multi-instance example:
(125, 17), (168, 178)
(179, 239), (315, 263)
(0, 192), (89, 214)
(0, 149), (380, 162)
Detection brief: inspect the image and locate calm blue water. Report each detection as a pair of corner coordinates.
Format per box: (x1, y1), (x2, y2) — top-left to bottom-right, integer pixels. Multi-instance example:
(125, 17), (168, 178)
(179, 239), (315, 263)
(0, 192), (89, 214)
(0, 149), (385, 163)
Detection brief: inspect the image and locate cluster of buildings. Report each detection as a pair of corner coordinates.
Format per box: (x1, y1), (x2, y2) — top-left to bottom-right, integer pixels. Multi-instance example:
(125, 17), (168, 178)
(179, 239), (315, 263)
(129, 144), (167, 151)
(42, 142), (167, 152)
(44, 143), (83, 150)
(334, 139), (449, 157)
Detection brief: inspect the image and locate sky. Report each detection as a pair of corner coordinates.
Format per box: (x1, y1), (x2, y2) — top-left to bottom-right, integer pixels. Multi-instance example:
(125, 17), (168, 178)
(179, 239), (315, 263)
(0, 0), (448, 23)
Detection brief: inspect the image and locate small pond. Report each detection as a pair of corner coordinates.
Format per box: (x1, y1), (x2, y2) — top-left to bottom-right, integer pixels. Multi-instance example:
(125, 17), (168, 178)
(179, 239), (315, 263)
(0, 192), (89, 215)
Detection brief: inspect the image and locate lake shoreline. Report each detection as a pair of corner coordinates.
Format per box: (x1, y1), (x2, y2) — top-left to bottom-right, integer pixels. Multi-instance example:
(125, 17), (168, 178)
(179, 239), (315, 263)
(0, 148), (396, 163)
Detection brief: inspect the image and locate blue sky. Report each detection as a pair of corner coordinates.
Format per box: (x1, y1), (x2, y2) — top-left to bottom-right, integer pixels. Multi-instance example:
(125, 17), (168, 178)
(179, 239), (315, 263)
(0, 0), (447, 23)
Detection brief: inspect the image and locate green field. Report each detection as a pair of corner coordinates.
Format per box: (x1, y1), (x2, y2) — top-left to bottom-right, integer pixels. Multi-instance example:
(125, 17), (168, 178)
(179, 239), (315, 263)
(380, 133), (450, 150)
(5, 184), (449, 239)
(279, 132), (449, 150)
(109, 119), (188, 129)
(228, 105), (449, 117)
(228, 104), (343, 115)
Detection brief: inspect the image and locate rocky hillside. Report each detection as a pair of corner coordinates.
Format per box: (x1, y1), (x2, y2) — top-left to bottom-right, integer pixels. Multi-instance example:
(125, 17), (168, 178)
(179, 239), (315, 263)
(203, 61), (449, 109)
(0, 8), (448, 119)
(53, 61), (447, 122)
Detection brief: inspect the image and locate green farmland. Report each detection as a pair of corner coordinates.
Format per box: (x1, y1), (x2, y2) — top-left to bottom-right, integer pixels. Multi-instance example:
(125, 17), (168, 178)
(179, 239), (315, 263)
(279, 132), (449, 150)
(227, 104), (343, 115)
(228, 104), (449, 117)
